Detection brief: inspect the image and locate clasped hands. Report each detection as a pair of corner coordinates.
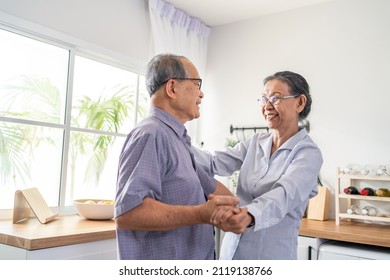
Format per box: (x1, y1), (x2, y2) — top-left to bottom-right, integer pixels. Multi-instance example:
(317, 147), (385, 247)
(203, 194), (252, 234)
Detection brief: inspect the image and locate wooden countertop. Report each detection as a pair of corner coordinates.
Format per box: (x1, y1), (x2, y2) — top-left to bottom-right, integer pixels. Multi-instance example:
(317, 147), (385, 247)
(299, 218), (390, 248)
(0, 216), (389, 250)
(0, 215), (115, 250)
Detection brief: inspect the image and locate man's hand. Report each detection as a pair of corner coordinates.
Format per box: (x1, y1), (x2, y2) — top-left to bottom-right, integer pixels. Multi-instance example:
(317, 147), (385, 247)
(197, 194), (240, 224)
(210, 205), (240, 224)
(214, 207), (253, 234)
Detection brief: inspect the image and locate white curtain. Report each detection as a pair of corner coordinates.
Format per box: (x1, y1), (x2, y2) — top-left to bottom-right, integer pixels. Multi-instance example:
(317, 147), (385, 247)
(148, 0), (211, 143)
(148, 0), (211, 76)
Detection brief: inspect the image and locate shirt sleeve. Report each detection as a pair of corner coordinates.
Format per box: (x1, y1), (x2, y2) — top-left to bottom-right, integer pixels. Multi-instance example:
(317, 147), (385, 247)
(192, 141), (249, 176)
(246, 142), (323, 231)
(114, 130), (164, 218)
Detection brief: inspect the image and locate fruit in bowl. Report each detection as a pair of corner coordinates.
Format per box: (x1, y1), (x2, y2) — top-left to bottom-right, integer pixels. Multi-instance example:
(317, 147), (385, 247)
(73, 199), (115, 220)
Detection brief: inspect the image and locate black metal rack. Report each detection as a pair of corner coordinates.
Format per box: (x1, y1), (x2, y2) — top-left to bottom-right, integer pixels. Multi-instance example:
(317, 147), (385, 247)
(229, 124), (269, 134)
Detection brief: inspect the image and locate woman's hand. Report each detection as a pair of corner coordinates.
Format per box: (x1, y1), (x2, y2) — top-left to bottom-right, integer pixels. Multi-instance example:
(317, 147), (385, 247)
(210, 205), (240, 224)
(215, 207), (254, 234)
(197, 194), (240, 224)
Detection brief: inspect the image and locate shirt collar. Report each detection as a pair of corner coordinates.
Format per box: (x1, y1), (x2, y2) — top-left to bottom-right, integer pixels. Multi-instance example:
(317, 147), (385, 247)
(149, 107), (187, 139)
(258, 128), (308, 151)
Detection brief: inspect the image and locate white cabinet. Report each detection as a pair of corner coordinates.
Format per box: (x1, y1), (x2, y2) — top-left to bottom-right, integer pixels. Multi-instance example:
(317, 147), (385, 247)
(335, 167), (390, 225)
(318, 241), (390, 260)
(0, 239), (117, 260)
(297, 236), (328, 260)
(298, 237), (390, 260)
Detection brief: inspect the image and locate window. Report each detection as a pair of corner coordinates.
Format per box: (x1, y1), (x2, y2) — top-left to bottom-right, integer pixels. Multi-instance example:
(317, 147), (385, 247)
(0, 27), (149, 214)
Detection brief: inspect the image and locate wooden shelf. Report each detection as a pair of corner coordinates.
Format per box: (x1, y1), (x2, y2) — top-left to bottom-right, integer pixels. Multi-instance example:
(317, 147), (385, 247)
(338, 213), (390, 223)
(338, 194), (390, 202)
(335, 167), (390, 225)
(338, 173), (390, 181)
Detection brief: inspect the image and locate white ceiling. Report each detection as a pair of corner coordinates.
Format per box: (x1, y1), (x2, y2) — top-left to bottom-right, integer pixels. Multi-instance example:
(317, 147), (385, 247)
(164, 0), (334, 26)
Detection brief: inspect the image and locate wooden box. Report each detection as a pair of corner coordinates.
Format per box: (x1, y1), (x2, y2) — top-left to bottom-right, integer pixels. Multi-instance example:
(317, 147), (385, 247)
(306, 186), (331, 221)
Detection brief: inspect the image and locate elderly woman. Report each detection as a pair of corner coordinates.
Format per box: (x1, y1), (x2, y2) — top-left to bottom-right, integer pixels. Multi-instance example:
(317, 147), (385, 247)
(194, 71), (323, 259)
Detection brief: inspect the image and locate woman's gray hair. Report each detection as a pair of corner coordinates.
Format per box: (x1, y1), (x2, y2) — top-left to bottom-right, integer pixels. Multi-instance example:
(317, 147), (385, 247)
(145, 54), (189, 96)
(263, 71), (312, 121)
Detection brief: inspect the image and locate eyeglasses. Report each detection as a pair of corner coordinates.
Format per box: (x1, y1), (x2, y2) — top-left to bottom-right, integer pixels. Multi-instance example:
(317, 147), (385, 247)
(257, 95), (299, 106)
(163, 77), (202, 90)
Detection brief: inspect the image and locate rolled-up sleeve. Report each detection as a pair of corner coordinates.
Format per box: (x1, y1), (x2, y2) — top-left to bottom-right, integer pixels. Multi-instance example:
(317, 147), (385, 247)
(115, 131), (162, 218)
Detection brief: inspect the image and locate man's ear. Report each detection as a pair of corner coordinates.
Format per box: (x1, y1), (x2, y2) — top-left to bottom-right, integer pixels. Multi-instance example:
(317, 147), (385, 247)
(297, 94), (306, 113)
(165, 79), (177, 99)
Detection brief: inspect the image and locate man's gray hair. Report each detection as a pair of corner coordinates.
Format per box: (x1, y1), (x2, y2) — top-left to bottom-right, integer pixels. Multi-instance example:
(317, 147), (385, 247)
(145, 54), (189, 96)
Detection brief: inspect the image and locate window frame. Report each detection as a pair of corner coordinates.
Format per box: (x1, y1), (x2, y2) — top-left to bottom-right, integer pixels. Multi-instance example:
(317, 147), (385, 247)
(0, 21), (147, 219)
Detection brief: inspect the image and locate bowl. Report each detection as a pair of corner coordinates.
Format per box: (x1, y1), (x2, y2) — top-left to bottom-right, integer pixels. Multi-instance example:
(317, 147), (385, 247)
(73, 199), (114, 220)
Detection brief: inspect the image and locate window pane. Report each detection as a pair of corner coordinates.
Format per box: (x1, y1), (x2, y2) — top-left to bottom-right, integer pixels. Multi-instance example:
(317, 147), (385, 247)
(65, 131), (125, 205)
(0, 122), (63, 209)
(0, 28), (68, 124)
(72, 56), (138, 134)
(0, 29), (147, 215)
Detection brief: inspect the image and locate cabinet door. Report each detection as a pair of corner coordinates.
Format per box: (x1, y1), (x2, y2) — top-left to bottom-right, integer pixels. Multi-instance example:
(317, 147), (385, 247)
(26, 239), (117, 260)
(297, 236), (319, 260)
(0, 244), (28, 260)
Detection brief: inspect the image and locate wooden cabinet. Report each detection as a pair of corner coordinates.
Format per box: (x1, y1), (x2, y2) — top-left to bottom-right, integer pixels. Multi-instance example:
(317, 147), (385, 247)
(335, 167), (390, 225)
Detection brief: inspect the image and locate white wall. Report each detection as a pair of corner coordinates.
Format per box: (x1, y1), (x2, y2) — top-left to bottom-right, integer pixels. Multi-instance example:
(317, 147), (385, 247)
(200, 0), (390, 218)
